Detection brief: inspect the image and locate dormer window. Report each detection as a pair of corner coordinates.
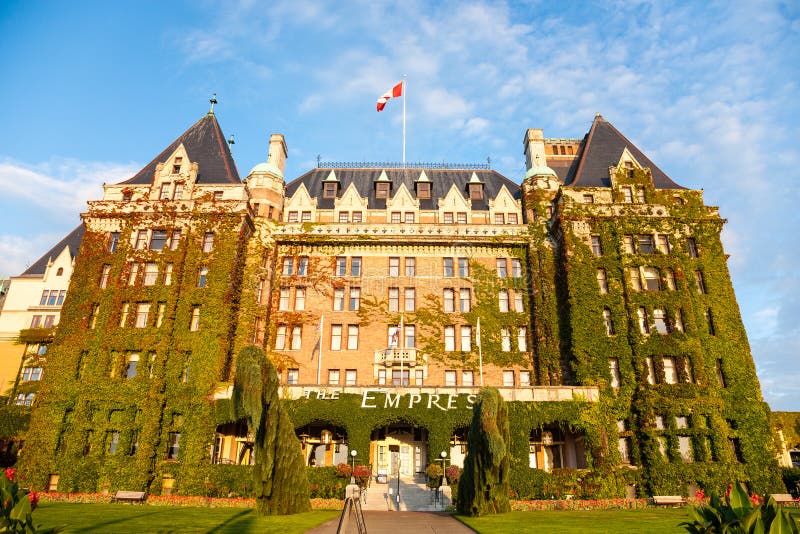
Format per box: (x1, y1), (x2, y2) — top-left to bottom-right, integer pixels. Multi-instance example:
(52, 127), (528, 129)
(160, 183), (171, 200)
(172, 157), (183, 174)
(624, 160), (634, 178)
(416, 182), (431, 199)
(213, 191), (223, 201)
(469, 183), (483, 200)
(376, 182), (390, 199)
(173, 184), (184, 200)
(323, 182), (338, 199)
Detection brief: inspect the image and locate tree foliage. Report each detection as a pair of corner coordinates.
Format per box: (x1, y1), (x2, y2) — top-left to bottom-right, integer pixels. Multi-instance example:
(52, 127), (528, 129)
(232, 345), (310, 515)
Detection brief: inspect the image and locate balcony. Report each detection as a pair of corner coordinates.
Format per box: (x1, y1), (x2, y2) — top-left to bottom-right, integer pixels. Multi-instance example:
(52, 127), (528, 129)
(374, 348), (426, 367)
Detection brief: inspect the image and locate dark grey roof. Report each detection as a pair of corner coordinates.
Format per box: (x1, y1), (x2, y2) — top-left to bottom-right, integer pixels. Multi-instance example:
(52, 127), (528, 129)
(119, 113), (240, 185)
(563, 115), (685, 189)
(21, 224), (85, 277)
(285, 169), (521, 210)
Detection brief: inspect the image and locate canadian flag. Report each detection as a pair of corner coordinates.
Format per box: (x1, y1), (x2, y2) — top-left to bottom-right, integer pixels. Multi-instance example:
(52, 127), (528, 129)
(376, 81), (403, 112)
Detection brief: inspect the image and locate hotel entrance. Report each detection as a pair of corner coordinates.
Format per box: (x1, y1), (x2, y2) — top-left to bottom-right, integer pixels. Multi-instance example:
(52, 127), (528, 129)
(370, 424), (428, 480)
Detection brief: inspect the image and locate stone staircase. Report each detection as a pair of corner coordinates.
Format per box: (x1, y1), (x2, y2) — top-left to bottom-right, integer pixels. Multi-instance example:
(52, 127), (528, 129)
(361, 477), (451, 512)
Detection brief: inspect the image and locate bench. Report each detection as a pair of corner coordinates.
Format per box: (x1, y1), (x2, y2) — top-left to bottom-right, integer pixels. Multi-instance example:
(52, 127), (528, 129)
(111, 490), (146, 504)
(653, 496), (685, 507)
(770, 494), (796, 505)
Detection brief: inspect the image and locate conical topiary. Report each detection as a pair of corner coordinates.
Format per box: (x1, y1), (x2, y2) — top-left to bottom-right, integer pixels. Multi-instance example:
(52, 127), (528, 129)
(232, 345), (310, 515)
(457, 387), (511, 516)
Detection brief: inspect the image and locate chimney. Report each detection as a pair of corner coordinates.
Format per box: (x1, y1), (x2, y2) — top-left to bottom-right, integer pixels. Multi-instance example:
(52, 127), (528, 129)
(267, 134), (288, 176)
(523, 128), (546, 170)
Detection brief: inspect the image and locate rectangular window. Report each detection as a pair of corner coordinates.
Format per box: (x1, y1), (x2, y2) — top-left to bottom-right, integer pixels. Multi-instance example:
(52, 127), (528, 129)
(43, 315), (55, 327)
(715, 359), (726, 387)
(287, 368), (299, 385)
(100, 265), (111, 288)
(503, 370), (514, 387)
(109, 232), (120, 253)
(345, 369), (357, 385)
(282, 257), (294, 276)
(297, 256), (308, 276)
(609, 358), (620, 388)
(339, 212), (349, 223)
(636, 189), (646, 203)
(663, 357), (677, 384)
(443, 289), (455, 312)
(508, 213), (518, 224)
(501, 328), (511, 352)
(629, 267), (642, 291)
(657, 234), (671, 253)
(107, 431), (120, 455)
(618, 438), (631, 464)
(349, 287), (360, 311)
(323, 182), (337, 198)
(135, 230), (148, 250)
(646, 357), (656, 385)
(591, 235), (603, 257)
(404, 325), (415, 349)
(89, 305), (99, 329)
(461, 288), (472, 312)
(694, 270), (707, 294)
(638, 307), (650, 334)
(653, 309), (669, 334)
(149, 230), (168, 250)
(352, 212), (362, 223)
(167, 432), (181, 459)
(275, 325), (287, 350)
(457, 212), (467, 224)
(30, 315), (42, 328)
(331, 325), (342, 351)
(678, 436), (693, 462)
(163, 264), (173, 285)
(469, 184), (483, 200)
(603, 308), (615, 336)
(144, 263), (159, 286)
(518, 326), (528, 351)
(405, 257), (416, 276)
(495, 213), (505, 224)
(328, 369), (340, 385)
(159, 184), (171, 199)
(683, 358), (694, 383)
(169, 230), (181, 251)
(687, 238), (699, 258)
(287, 211), (298, 223)
(404, 288), (415, 312)
(496, 259), (508, 278)
(623, 235), (635, 254)
(674, 308), (684, 332)
(597, 268), (608, 294)
(295, 287), (306, 311)
(404, 212), (415, 223)
(665, 269), (676, 290)
(445, 370), (457, 386)
(279, 287), (290, 311)
(458, 258), (469, 277)
(333, 288), (345, 311)
(301, 211), (312, 222)
(135, 303), (150, 328)
(461, 326), (472, 351)
(638, 235), (655, 254)
(156, 303), (166, 328)
(190, 307), (200, 331)
(21, 367), (43, 381)
(128, 263), (139, 286)
(445, 326), (455, 351)
(378, 369), (387, 385)
(347, 325), (359, 350)
(511, 258), (523, 278)
(125, 353), (139, 379)
(417, 182), (431, 199)
(351, 257), (361, 276)
(443, 258), (454, 277)
(498, 290), (509, 312)
(622, 186), (633, 203)
(415, 369), (424, 385)
(705, 308), (716, 335)
(291, 326), (302, 350)
(462, 370), (474, 386)
(376, 182), (390, 199)
(388, 288), (399, 312)
(443, 212), (454, 224)
(582, 194), (594, 204)
(335, 257), (346, 276)
(643, 267), (660, 291)
(389, 257), (400, 277)
(202, 232), (215, 253)
(120, 302), (129, 327)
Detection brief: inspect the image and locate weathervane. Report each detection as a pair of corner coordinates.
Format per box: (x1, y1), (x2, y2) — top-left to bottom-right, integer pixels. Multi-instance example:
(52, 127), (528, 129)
(209, 93), (218, 114)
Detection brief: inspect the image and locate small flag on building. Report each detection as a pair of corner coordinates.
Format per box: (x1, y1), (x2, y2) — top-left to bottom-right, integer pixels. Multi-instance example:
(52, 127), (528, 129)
(376, 81), (404, 112)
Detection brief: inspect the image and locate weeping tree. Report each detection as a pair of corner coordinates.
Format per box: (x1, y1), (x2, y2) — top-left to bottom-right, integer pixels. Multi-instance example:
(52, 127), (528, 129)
(457, 387), (511, 516)
(232, 345), (310, 515)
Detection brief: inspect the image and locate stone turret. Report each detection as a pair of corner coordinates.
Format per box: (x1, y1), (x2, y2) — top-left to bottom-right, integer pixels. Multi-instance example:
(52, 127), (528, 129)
(246, 134), (288, 221)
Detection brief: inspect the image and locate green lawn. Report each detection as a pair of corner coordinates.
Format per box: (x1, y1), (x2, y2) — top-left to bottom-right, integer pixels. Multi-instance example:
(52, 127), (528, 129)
(32, 503), (339, 533)
(455, 508), (800, 533)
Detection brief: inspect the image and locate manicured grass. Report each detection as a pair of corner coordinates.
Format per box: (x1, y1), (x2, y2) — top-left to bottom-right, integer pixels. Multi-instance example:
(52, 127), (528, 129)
(32, 503), (339, 533)
(455, 508), (800, 533)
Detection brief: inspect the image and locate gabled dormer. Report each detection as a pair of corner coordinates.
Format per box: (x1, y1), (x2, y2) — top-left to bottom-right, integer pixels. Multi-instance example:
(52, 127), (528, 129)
(439, 183), (472, 223)
(150, 144), (198, 201)
(335, 183), (369, 222)
(322, 170), (340, 199)
(466, 172), (484, 200)
(414, 171), (432, 199)
(373, 170), (392, 199)
(488, 184), (523, 224)
(284, 183), (317, 222)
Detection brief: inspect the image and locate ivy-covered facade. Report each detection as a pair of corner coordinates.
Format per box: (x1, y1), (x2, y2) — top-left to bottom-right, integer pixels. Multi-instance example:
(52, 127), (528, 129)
(17, 112), (783, 498)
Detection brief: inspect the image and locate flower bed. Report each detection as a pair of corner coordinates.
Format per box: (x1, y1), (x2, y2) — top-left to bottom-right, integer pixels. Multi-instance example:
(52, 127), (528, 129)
(38, 492), (345, 510)
(510, 498), (649, 511)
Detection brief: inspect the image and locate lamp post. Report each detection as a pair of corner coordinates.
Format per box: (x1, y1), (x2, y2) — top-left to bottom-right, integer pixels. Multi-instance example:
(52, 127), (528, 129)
(440, 450), (448, 487)
(350, 449), (357, 484)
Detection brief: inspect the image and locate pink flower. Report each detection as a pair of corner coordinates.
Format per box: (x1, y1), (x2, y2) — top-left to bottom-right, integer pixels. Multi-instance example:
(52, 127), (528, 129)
(4, 468), (16, 482)
(29, 491), (39, 510)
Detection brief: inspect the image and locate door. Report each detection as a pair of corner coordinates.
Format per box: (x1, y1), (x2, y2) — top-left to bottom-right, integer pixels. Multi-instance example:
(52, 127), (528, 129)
(400, 445), (411, 476)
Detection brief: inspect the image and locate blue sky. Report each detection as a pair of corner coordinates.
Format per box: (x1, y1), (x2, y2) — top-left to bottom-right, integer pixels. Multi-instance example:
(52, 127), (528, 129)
(1, 1), (798, 409)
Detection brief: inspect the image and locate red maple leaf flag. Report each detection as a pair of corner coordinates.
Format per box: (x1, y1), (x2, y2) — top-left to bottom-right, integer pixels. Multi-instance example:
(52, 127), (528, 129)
(376, 81), (403, 111)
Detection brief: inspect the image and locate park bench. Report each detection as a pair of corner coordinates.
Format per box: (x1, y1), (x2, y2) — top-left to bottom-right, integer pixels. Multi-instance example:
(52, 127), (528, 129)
(770, 494), (796, 505)
(111, 490), (146, 504)
(652, 496), (685, 507)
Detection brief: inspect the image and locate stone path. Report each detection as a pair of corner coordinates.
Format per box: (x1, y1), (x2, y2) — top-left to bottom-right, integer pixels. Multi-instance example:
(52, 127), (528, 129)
(305, 511), (475, 533)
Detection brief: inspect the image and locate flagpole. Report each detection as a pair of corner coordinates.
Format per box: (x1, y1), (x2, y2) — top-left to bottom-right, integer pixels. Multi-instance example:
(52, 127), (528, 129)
(402, 74), (407, 166)
(317, 314), (324, 385)
(399, 314), (405, 386)
(477, 317), (484, 386)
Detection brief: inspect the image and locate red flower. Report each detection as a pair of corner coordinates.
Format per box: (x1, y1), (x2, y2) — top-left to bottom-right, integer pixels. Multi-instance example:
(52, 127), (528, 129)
(725, 483), (732, 498)
(749, 494), (762, 506)
(695, 489), (705, 500)
(29, 491), (39, 510)
(4, 468), (16, 482)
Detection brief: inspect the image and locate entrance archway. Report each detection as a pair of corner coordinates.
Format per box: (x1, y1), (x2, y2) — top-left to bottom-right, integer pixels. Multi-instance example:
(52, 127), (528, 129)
(295, 422), (349, 467)
(370, 424), (428, 480)
(449, 426), (470, 468)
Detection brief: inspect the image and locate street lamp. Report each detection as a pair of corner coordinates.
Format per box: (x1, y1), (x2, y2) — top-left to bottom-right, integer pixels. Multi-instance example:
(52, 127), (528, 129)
(440, 450), (448, 487)
(350, 449), (357, 484)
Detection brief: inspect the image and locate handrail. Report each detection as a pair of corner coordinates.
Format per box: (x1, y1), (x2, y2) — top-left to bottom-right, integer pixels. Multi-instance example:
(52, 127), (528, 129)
(336, 494), (367, 534)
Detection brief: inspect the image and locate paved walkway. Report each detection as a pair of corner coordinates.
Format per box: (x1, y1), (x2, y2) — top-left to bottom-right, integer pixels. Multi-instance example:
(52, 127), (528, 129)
(305, 511), (475, 533)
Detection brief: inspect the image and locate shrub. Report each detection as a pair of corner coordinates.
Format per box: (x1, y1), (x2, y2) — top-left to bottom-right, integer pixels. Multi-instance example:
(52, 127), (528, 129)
(782, 467), (800, 498)
(0, 468), (58, 533)
(426, 463), (443, 488)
